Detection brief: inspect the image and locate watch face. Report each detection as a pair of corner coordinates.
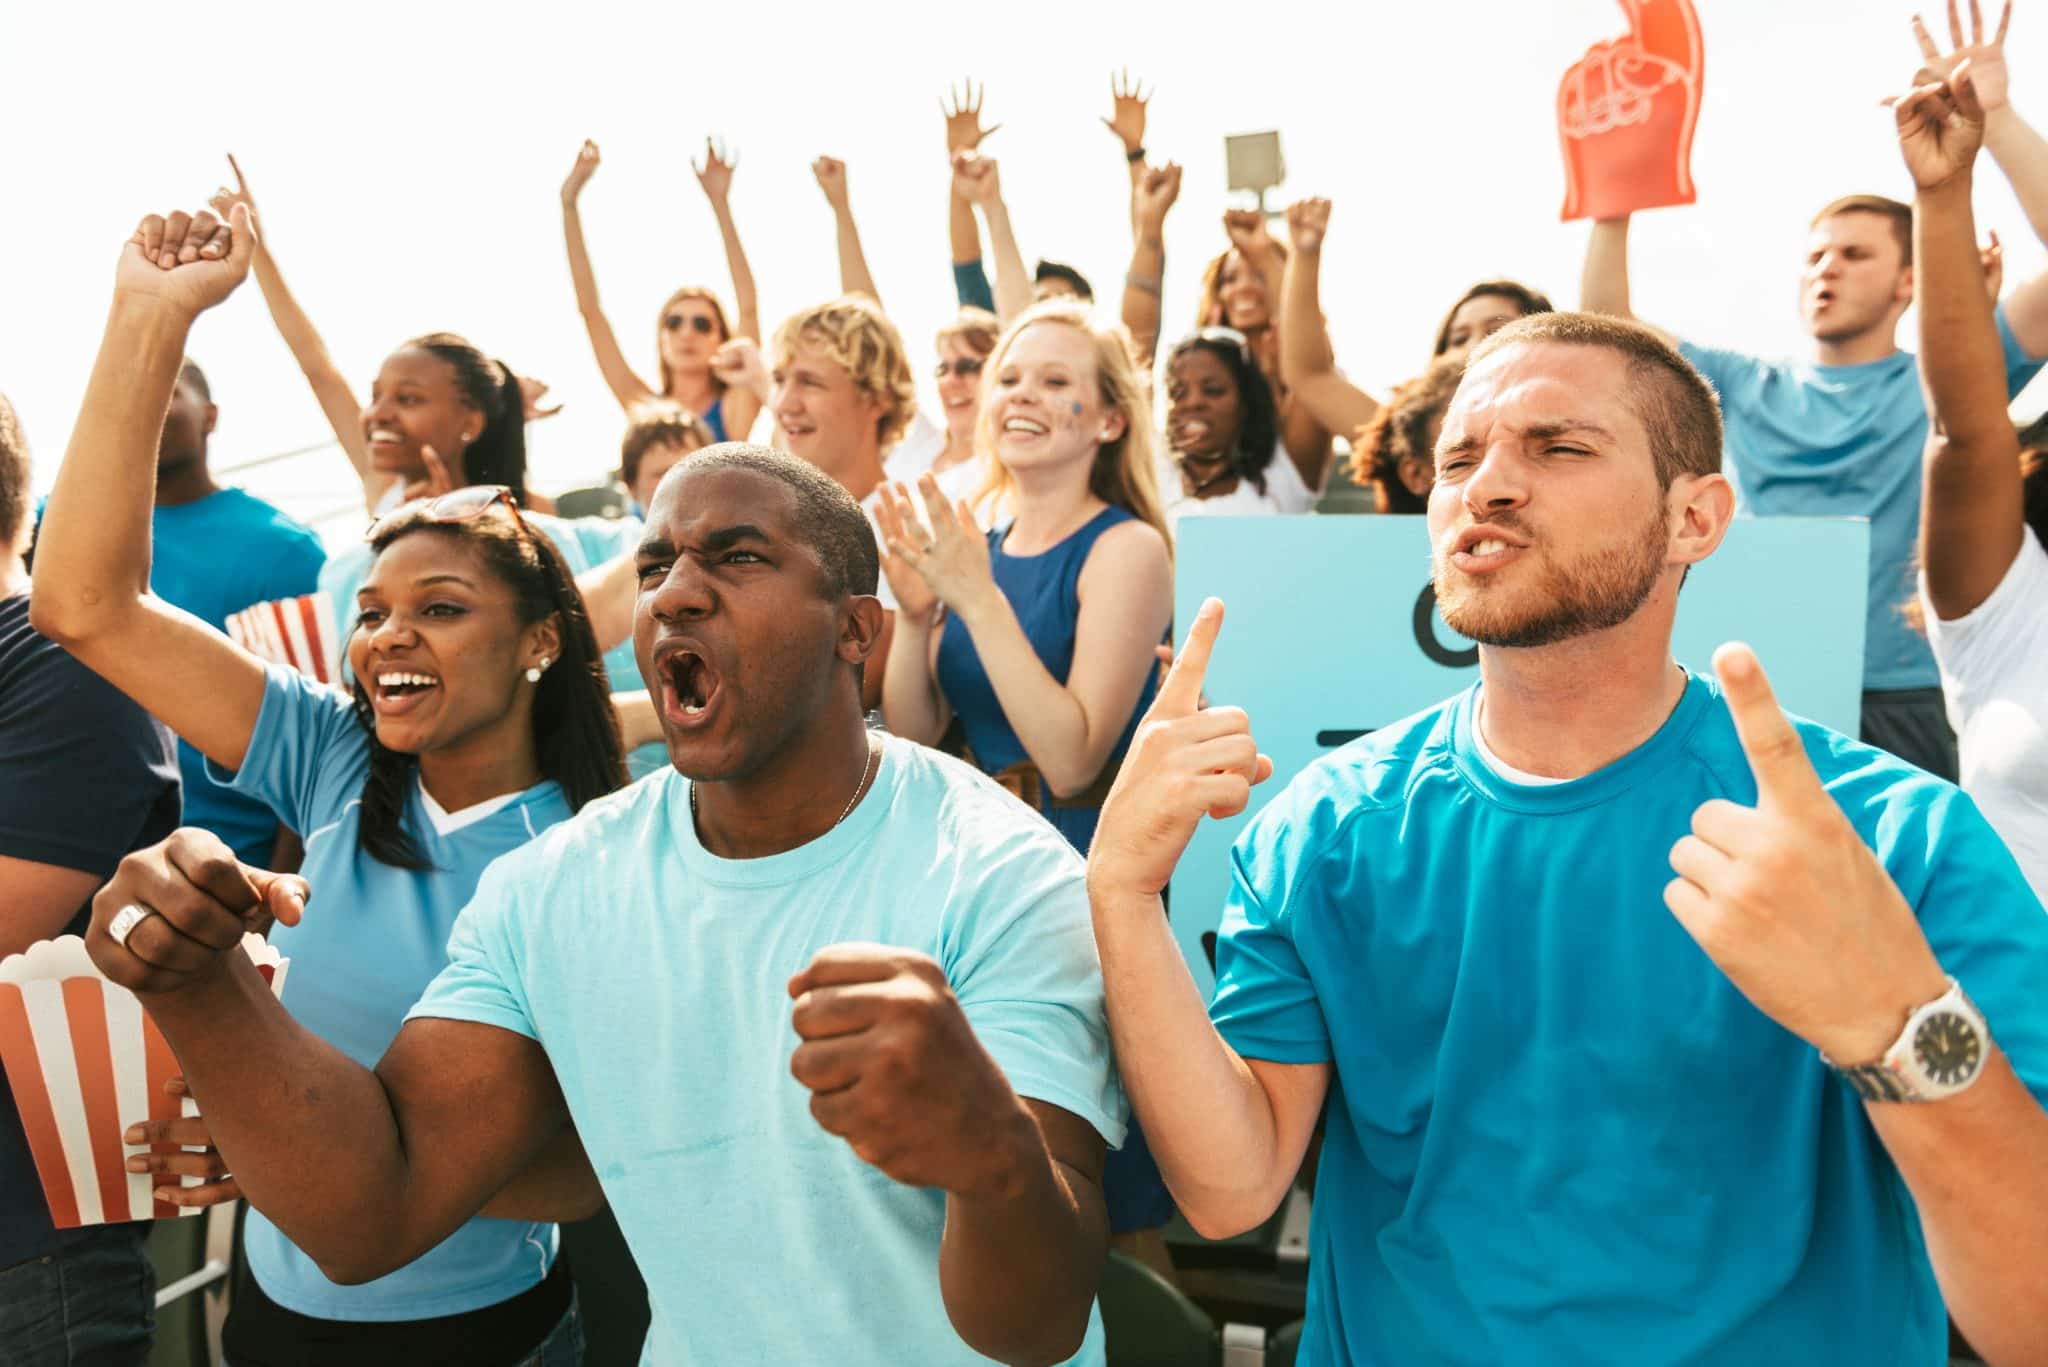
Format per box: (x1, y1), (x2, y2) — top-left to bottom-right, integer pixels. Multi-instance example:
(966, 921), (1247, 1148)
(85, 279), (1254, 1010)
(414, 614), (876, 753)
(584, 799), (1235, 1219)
(1914, 1010), (1982, 1087)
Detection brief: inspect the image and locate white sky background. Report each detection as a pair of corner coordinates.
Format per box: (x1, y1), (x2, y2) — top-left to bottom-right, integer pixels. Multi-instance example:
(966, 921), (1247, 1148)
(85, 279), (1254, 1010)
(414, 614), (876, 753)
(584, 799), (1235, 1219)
(7, 0), (2048, 538)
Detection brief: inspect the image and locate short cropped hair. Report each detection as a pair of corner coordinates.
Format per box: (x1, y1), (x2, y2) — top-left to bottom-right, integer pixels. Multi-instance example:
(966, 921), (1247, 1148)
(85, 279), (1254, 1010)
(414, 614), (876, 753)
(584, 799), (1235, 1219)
(1034, 260), (1094, 302)
(0, 392), (26, 547)
(177, 359), (211, 402)
(1465, 312), (1724, 489)
(771, 297), (917, 451)
(674, 442), (879, 599)
(619, 407), (710, 491)
(1811, 194), (1914, 266)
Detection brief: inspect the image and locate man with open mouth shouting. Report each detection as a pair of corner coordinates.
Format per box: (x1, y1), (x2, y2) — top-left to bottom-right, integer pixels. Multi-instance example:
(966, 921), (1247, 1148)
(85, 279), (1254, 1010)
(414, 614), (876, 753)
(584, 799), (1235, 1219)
(88, 441), (1123, 1367)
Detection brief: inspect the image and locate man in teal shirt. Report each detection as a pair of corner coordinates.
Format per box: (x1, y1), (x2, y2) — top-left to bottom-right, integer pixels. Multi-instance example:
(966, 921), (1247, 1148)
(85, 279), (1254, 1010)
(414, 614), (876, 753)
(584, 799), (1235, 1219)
(1579, 13), (2048, 779)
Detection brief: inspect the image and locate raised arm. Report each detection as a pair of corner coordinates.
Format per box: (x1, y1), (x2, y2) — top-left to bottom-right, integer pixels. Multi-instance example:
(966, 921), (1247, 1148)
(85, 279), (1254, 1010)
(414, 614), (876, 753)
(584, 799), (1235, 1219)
(560, 141), (660, 413)
(1103, 72), (1151, 234)
(813, 157), (881, 307)
(1580, 216), (1683, 347)
(83, 830), (572, 1283)
(1086, 601), (1328, 1238)
(1278, 199), (1381, 444)
(1123, 163), (1182, 371)
(1914, 1), (2048, 356)
(693, 139), (764, 439)
(29, 207), (270, 774)
(953, 153), (1031, 323)
(1900, 61), (2028, 619)
(942, 81), (999, 313)
(208, 158), (379, 510)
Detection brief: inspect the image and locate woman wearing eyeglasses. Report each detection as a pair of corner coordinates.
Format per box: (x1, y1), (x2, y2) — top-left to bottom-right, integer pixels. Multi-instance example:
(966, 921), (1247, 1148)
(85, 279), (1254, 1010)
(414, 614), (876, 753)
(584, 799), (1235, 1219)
(560, 139), (763, 445)
(32, 206), (621, 1366)
(884, 308), (1002, 515)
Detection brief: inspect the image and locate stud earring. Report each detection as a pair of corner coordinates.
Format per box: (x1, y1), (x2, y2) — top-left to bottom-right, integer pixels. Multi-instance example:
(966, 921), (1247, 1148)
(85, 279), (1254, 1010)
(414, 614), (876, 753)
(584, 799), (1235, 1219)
(526, 655), (550, 683)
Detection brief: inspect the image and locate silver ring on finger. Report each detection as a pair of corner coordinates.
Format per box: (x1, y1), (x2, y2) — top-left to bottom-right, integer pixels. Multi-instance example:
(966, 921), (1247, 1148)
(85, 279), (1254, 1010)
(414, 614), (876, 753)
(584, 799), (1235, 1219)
(107, 903), (156, 948)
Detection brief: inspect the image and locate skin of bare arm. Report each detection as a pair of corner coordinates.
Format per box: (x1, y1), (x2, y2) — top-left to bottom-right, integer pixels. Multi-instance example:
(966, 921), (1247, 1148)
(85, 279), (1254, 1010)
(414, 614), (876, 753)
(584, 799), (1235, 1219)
(1279, 199), (1381, 442)
(1122, 164), (1181, 371)
(814, 157), (882, 307)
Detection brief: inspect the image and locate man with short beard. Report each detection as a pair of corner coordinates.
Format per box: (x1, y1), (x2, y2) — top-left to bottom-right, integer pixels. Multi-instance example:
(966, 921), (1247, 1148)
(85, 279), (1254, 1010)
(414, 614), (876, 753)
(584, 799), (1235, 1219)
(1087, 311), (2048, 1363)
(1579, 6), (2048, 781)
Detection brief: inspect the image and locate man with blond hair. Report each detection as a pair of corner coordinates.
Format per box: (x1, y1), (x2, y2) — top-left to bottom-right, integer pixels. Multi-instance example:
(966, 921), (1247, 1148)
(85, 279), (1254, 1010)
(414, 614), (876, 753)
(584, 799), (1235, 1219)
(1090, 309), (2048, 1362)
(770, 294), (918, 505)
(1580, 8), (2048, 780)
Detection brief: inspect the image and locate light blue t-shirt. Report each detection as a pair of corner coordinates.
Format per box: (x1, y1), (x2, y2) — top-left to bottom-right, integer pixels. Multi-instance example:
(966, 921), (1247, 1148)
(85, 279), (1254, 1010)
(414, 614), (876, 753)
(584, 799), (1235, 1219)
(154, 489), (327, 866)
(1680, 308), (2044, 691)
(408, 736), (1124, 1366)
(1210, 673), (2048, 1366)
(213, 663), (573, 1321)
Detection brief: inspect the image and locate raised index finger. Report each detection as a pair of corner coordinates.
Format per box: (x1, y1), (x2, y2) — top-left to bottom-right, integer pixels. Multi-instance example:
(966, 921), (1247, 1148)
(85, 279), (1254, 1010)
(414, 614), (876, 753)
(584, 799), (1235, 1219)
(1712, 643), (1826, 812)
(1156, 597), (1223, 716)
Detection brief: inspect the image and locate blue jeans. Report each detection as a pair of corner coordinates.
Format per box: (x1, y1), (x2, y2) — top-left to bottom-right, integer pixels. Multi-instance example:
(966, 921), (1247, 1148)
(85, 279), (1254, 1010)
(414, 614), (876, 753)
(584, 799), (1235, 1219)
(513, 1297), (584, 1367)
(0, 1226), (157, 1366)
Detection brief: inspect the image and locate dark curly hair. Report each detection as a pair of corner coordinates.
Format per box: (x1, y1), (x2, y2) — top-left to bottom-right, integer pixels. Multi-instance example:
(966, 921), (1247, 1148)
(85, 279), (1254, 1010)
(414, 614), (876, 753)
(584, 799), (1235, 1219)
(2018, 414), (2048, 547)
(1355, 356), (1468, 513)
(351, 505), (625, 869)
(1163, 331), (1281, 497)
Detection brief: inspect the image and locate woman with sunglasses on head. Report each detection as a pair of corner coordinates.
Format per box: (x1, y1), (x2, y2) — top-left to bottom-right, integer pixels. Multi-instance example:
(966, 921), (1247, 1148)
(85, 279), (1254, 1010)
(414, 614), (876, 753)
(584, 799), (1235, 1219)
(560, 138), (763, 444)
(32, 205), (621, 1367)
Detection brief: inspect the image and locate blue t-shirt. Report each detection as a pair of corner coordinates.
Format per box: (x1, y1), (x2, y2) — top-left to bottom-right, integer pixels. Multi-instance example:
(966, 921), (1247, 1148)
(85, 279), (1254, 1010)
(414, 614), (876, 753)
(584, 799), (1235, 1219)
(152, 489), (326, 866)
(213, 664), (573, 1321)
(1209, 673), (2048, 1366)
(1680, 309), (2044, 691)
(409, 737), (1124, 1366)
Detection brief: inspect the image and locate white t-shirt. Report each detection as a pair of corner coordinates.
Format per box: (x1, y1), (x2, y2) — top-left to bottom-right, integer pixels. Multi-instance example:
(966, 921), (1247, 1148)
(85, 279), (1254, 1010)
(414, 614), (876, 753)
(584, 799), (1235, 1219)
(1154, 440), (1315, 529)
(881, 412), (947, 488)
(1922, 525), (2048, 907)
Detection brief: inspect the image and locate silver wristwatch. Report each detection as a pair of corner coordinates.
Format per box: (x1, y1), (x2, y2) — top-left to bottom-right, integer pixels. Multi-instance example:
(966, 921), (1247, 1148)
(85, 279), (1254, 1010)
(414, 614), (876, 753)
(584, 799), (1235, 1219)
(1823, 977), (1989, 1103)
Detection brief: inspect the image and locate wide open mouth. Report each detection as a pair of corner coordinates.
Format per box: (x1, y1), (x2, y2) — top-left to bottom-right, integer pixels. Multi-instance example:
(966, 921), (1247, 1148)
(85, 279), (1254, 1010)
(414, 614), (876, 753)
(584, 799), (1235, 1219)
(369, 667), (442, 718)
(661, 649), (724, 725)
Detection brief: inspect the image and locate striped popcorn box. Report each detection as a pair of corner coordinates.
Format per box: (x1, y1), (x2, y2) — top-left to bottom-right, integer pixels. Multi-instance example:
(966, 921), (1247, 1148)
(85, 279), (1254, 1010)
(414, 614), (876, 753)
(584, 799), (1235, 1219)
(0, 934), (289, 1227)
(226, 592), (343, 684)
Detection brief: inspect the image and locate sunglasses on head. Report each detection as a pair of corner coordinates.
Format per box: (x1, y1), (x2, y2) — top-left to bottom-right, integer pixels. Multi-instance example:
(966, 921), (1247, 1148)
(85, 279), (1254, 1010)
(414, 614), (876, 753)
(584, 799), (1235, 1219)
(365, 484), (529, 543)
(934, 357), (985, 380)
(663, 313), (717, 335)
(1180, 325), (1252, 355)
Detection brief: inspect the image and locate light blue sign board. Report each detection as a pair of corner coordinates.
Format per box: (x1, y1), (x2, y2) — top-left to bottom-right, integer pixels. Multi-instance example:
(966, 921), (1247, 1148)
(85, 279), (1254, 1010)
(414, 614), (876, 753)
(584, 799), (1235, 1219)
(1168, 515), (1869, 991)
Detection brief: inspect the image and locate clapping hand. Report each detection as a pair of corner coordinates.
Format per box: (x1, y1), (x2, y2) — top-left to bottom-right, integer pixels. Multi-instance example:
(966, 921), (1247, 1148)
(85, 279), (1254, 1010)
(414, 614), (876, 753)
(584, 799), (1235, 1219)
(941, 78), (1001, 155)
(872, 476), (992, 623)
(1663, 645), (1949, 1065)
(711, 336), (770, 401)
(1089, 599), (1272, 900)
(562, 140), (601, 207)
(693, 137), (737, 204)
(1103, 69), (1151, 155)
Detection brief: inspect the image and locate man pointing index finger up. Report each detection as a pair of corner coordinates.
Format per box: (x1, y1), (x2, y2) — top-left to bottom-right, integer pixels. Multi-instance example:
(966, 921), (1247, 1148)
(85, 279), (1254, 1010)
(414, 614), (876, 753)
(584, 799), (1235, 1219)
(1088, 310), (2048, 1364)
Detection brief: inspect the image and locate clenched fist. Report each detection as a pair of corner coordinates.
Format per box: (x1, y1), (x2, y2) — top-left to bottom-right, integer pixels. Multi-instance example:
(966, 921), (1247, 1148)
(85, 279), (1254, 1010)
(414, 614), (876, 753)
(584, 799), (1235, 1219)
(87, 828), (308, 997)
(788, 944), (1038, 1197)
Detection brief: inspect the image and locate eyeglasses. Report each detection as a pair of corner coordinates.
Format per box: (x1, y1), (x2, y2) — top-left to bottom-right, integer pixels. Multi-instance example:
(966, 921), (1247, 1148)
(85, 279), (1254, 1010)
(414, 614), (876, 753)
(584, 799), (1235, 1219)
(365, 484), (529, 543)
(934, 358), (985, 380)
(664, 314), (717, 335)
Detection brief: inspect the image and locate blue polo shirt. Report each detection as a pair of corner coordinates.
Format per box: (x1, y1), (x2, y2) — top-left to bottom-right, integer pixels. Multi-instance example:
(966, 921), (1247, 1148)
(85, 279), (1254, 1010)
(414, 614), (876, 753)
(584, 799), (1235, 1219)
(212, 663), (573, 1321)
(1210, 672), (2048, 1365)
(1680, 307), (2043, 692)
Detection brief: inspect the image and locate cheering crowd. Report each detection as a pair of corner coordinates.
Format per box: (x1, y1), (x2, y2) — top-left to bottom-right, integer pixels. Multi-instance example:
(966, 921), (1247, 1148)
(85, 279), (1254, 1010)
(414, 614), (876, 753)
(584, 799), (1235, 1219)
(6, 5), (2048, 1365)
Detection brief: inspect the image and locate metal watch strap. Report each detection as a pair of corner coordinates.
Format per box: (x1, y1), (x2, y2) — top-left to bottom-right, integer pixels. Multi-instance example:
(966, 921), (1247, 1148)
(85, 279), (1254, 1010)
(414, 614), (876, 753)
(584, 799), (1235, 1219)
(1833, 1060), (1915, 1103)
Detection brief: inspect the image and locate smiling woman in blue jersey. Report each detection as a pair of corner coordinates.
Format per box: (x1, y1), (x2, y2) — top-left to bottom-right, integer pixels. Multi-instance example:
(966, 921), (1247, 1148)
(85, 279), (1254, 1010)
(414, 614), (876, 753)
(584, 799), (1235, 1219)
(32, 202), (623, 1366)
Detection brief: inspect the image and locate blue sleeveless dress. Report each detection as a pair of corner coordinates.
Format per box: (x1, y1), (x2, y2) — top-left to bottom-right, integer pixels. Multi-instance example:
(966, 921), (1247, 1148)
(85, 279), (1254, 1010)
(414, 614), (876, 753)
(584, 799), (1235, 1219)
(934, 504), (1175, 1233)
(935, 505), (1157, 854)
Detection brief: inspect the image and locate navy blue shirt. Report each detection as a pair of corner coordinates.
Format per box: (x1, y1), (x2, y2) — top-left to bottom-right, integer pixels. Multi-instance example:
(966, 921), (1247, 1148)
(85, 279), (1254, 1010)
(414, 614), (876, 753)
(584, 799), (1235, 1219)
(0, 587), (179, 1270)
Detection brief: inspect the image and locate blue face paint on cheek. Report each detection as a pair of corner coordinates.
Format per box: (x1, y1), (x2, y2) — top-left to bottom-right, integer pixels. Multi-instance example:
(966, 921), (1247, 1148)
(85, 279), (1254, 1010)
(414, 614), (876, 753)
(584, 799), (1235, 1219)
(1071, 401), (1083, 416)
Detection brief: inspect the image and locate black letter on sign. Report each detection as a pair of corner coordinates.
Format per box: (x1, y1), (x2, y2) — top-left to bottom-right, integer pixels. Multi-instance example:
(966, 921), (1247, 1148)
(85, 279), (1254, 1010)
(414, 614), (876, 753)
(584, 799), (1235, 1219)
(1413, 583), (1479, 670)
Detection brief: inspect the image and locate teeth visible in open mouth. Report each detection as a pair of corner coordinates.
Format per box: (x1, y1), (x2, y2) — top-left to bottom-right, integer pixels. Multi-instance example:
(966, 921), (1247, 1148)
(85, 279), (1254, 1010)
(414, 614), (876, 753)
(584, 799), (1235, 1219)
(1469, 539), (1507, 557)
(377, 671), (439, 690)
(1003, 417), (1048, 435)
